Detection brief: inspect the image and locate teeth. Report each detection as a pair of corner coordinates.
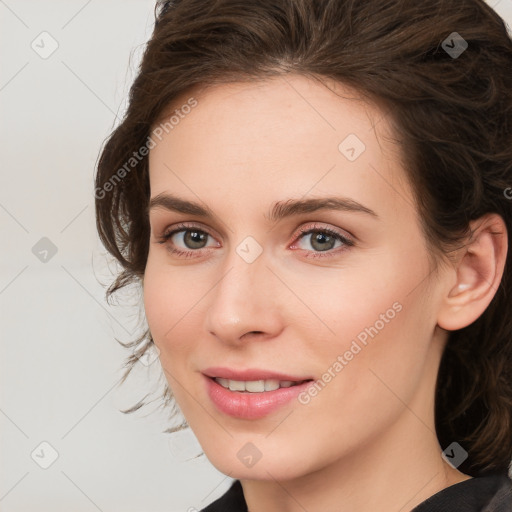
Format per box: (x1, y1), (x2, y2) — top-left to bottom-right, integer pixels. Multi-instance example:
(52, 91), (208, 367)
(216, 378), (230, 388)
(264, 380), (281, 391)
(246, 380), (266, 392)
(229, 380), (246, 392)
(214, 378), (302, 393)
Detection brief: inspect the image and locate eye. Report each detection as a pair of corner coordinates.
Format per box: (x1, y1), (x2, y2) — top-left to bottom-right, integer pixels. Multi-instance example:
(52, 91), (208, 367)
(290, 223), (354, 258)
(156, 222), (219, 258)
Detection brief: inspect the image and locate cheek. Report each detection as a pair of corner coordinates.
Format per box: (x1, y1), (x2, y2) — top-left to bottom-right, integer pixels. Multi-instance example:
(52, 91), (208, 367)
(143, 258), (196, 358)
(285, 250), (417, 353)
(295, 249), (434, 405)
(143, 266), (169, 342)
(143, 263), (202, 412)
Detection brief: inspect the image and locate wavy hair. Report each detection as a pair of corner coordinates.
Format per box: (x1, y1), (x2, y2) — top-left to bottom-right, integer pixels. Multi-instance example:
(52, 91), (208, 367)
(94, 0), (512, 476)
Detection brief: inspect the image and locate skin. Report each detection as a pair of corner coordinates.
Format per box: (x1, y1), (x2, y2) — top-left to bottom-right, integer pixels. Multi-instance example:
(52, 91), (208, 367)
(143, 74), (507, 512)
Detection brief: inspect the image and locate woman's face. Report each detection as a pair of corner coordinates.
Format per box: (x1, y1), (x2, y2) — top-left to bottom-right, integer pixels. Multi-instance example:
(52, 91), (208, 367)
(144, 75), (449, 480)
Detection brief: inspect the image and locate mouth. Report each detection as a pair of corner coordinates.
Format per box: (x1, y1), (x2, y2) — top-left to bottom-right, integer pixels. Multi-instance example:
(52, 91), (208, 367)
(202, 370), (315, 420)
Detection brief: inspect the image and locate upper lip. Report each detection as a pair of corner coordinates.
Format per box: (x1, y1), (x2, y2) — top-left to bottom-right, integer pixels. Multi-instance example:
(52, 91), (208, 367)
(202, 367), (313, 382)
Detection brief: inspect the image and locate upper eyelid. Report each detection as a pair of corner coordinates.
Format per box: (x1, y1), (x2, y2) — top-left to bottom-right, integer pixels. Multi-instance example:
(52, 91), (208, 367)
(161, 222), (219, 242)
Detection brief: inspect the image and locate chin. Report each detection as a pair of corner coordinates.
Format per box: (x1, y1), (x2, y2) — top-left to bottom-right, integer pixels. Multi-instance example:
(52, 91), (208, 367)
(204, 447), (310, 482)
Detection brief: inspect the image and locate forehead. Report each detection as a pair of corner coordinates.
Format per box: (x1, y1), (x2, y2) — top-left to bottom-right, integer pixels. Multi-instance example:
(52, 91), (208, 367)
(153, 74), (383, 145)
(148, 74), (413, 223)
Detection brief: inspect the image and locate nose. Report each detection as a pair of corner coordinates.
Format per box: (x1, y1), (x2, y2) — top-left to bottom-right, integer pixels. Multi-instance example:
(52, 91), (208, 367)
(204, 248), (284, 345)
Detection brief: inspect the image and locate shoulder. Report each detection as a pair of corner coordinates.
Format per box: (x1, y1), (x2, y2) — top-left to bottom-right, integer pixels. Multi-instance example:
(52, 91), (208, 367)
(484, 473), (512, 512)
(198, 474), (512, 512)
(411, 472), (512, 512)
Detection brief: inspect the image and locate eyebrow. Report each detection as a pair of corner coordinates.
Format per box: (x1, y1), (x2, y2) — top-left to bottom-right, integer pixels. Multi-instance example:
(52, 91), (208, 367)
(147, 193), (379, 222)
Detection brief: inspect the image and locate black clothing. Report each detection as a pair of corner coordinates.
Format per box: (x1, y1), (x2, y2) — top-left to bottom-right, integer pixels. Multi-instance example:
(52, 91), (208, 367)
(411, 473), (512, 512)
(201, 473), (512, 511)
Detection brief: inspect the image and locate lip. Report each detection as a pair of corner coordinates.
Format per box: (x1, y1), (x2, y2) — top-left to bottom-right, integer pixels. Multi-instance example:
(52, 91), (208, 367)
(202, 366), (313, 382)
(203, 373), (315, 420)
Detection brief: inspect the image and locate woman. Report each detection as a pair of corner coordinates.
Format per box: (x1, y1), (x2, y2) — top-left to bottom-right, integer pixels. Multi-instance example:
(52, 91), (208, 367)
(94, 0), (512, 510)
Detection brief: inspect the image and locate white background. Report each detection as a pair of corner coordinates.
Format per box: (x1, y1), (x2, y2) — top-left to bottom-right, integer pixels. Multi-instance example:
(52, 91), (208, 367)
(1, 1), (511, 511)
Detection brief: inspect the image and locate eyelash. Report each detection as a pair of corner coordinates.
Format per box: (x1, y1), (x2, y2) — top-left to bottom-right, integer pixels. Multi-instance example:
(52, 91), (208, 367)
(156, 222), (355, 259)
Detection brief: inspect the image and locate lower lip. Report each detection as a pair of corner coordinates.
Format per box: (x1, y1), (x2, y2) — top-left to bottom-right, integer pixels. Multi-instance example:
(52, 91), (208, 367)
(204, 375), (313, 420)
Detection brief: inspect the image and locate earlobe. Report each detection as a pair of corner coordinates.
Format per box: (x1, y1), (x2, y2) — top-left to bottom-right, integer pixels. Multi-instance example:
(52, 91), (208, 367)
(437, 213), (508, 332)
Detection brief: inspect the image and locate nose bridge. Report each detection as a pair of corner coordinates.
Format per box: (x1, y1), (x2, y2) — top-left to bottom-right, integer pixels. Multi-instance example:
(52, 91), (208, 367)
(204, 241), (280, 340)
(214, 243), (266, 315)
(216, 230), (267, 301)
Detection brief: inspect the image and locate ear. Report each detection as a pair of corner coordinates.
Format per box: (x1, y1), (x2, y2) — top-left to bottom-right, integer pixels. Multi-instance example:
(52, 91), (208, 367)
(437, 213), (508, 331)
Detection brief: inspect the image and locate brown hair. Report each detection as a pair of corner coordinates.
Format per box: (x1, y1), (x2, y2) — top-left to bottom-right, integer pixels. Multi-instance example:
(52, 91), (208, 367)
(94, 0), (512, 476)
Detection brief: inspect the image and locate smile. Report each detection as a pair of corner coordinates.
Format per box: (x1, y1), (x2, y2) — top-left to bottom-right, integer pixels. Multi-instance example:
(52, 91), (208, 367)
(204, 375), (314, 419)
